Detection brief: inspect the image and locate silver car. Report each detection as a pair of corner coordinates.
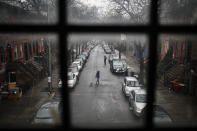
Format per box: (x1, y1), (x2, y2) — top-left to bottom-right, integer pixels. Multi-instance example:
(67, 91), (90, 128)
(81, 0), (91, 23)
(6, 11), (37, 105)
(122, 77), (141, 96)
(32, 100), (62, 125)
(129, 89), (147, 117)
(68, 66), (79, 78)
(75, 58), (84, 66)
(72, 61), (82, 71)
(67, 72), (77, 88)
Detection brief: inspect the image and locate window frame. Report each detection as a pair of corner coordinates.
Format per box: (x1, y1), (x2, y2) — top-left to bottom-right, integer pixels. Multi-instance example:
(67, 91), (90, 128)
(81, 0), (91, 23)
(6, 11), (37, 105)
(0, 0), (196, 130)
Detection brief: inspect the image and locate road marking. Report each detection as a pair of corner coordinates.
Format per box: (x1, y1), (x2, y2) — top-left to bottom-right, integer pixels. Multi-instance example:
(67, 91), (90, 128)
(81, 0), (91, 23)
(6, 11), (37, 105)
(72, 93), (81, 96)
(118, 102), (124, 112)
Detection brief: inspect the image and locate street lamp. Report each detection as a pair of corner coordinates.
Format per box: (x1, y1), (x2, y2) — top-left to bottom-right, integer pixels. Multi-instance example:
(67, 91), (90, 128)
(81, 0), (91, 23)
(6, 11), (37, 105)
(47, 1), (52, 93)
(120, 34), (127, 59)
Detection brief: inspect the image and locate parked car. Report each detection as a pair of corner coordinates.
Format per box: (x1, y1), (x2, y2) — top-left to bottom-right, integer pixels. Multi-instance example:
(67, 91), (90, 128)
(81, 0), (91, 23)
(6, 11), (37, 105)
(72, 61), (82, 71)
(67, 72), (77, 88)
(142, 105), (173, 124)
(108, 54), (119, 64)
(122, 76), (141, 96)
(129, 89), (147, 117)
(68, 66), (79, 79)
(110, 59), (127, 73)
(75, 58), (84, 67)
(105, 48), (112, 54)
(32, 100), (62, 125)
(82, 51), (89, 59)
(152, 105), (173, 124)
(77, 55), (86, 63)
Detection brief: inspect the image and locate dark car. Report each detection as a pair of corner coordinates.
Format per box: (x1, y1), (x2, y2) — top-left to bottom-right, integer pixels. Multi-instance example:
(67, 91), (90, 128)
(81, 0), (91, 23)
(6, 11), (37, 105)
(32, 100), (63, 125)
(105, 48), (112, 54)
(153, 105), (173, 123)
(110, 59), (127, 73)
(142, 105), (173, 123)
(108, 54), (119, 64)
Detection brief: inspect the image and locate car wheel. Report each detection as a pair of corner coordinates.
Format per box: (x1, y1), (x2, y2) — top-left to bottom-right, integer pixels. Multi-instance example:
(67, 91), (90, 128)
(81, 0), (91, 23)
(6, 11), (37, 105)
(122, 87), (124, 94)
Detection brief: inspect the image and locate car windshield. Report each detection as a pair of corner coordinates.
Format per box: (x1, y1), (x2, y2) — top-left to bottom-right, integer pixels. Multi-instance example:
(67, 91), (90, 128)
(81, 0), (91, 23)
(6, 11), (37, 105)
(36, 102), (59, 119)
(73, 62), (79, 65)
(136, 94), (146, 103)
(71, 67), (78, 73)
(76, 59), (81, 63)
(68, 68), (72, 73)
(72, 63), (78, 67)
(113, 61), (123, 66)
(114, 55), (119, 59)
(153, 106), (168, 116)
(153, 115), (172, 122)
(68, 75), (73, 80)
(126, 81), (140, 87)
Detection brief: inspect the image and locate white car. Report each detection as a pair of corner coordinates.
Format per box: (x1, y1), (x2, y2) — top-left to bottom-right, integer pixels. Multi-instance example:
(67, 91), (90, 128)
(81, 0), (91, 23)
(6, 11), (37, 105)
(68, 66), (79, 78)
(72, 61), (82, 71)
(75, 58), (84, 67)
(129, 89), (147, 117)
(32, 100), (62, 125)
(122, 77), (141, 96)
(67, 72), (77, 88)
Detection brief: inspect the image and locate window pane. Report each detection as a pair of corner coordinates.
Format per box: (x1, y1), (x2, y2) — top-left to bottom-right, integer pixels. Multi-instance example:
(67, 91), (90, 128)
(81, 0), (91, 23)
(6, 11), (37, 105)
(159, 0), (197, 25)
(156, 34), (197, 127)
(67, 0), (150, 25)
(0, 34), (62, 127)
(0, 0), (58, 24)
(68, 33), (149, 128)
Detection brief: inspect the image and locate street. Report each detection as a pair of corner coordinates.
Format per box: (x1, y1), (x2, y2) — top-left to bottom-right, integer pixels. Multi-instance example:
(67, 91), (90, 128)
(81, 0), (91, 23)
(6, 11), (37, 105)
(69, 45), (144, 128)
(1, 0), (197, 129)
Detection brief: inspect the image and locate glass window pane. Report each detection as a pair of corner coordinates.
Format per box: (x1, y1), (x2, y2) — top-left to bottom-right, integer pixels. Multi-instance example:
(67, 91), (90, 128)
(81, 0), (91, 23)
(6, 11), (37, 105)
(156, 34), (197, 127)
(159, 0), (197, 25)
(68, 33), (149, 128)
(0, 34), (62, 127)
(0, 0), (58, 24)
(67, 0), (150, 25)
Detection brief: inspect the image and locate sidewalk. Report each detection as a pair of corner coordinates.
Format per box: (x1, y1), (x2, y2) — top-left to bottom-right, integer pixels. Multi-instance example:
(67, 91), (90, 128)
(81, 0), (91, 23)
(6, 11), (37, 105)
(0, 68), (60, 126)
(155, 82), (197, 123)
(121, 52), (147, 84)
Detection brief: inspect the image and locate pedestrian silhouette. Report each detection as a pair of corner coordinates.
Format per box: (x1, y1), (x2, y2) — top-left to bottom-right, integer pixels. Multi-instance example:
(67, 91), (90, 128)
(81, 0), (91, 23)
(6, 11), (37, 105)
(104, 56), (107, 66)
(95, 71), (100, 86)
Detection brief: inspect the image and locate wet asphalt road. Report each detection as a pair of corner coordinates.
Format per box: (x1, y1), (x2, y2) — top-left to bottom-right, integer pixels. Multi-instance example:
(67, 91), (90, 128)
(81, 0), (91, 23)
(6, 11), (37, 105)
(69, 45), (144, 129)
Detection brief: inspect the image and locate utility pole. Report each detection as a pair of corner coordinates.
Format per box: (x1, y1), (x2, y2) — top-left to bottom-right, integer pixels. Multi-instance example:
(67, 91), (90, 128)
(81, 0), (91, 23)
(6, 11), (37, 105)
(47, 1), (52, 93)
(120, 34), (126, 59)
(48, 39), (52, 92)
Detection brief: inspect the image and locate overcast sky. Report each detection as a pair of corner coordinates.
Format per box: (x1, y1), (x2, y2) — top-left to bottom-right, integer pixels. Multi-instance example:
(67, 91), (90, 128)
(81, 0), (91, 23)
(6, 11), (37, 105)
(79, 0), (110, 16)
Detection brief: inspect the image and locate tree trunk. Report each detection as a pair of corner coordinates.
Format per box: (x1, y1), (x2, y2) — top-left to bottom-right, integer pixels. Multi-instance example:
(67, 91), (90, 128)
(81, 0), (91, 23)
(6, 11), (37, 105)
(138, 43), (144, 85)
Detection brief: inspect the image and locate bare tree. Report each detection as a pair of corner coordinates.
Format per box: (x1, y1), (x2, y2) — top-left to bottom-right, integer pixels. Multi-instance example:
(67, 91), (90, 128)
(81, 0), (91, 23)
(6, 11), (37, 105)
(13, 0), (57, 15)
(109, 0), (150, 23)
(135, 41), (144, 85)
(68, 0), (100, 23)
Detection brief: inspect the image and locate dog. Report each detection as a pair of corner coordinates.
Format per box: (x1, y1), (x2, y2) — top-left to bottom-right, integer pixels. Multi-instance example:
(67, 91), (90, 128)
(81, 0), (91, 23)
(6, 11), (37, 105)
(89, 82), (93, 87)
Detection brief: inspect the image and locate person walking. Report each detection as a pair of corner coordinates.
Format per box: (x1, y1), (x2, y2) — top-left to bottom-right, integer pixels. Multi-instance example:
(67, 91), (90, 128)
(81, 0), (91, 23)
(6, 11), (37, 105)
(104, 55), (107, 66)
(95, 71), (100, 85)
